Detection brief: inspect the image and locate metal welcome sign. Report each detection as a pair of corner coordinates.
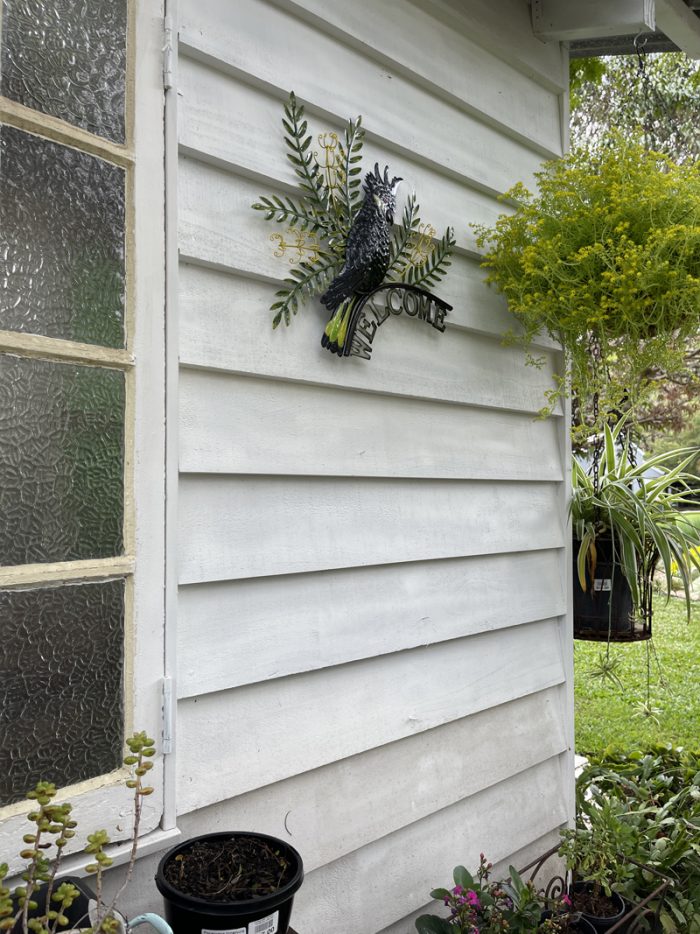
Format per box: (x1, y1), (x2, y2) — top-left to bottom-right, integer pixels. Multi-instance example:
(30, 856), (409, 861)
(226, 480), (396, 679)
(338, 283), (451, 359)
(252, 93), (455, 360)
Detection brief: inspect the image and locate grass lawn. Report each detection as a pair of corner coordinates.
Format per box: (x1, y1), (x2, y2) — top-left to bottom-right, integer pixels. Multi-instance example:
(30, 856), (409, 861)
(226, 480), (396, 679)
(574, 596), (700, 755)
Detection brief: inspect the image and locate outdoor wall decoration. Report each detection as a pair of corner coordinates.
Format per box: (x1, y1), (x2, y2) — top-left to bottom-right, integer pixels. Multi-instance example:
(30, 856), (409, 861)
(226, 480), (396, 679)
(252, 93), (455, 358)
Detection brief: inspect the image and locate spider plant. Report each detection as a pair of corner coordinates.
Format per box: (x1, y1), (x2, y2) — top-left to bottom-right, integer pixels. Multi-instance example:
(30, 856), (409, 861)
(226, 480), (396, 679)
(571, 419), (700, 620)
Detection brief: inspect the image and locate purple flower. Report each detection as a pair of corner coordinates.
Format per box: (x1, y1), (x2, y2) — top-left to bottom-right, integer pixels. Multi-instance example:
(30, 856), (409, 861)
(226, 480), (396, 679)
(453, 885), (464, 896)
(562, 894), (572, 908)
(466, 890), (480, 908)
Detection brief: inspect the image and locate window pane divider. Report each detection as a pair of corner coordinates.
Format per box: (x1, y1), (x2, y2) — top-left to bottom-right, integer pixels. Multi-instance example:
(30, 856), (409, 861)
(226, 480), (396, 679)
(0, 97), (133, 167)
(0, 331), (134, 369)
(0, 556), (135, 589)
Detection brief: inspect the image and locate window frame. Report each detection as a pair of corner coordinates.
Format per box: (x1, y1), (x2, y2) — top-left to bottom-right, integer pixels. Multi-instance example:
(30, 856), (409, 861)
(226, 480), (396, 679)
(0, 0), (170, 865)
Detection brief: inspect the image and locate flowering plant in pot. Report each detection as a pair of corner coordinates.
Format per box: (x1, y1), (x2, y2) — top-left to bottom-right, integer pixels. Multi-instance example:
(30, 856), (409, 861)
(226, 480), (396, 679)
(473, 135), (700, 442)
(415, 855), (592, 934)
(0, 733), (169, 934)
(155, 832), (303, 934)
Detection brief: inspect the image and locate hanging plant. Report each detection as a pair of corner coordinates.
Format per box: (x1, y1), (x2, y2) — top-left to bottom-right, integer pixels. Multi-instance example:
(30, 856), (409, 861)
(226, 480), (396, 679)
(252, 92), (455, 354)
(473, 135), (700, 437)
(570, 417), (700, 627)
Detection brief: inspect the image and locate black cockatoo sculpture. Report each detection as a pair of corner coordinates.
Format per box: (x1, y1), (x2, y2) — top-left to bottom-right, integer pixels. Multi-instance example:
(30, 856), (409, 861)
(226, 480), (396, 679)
(320, 163), (401, 354)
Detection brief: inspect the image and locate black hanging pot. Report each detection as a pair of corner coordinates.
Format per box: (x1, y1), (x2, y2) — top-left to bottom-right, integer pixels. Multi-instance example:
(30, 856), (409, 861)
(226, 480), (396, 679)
(570, 882), (627, 933)
(155, 832), (303, 934)
(573, 536), (636, 640)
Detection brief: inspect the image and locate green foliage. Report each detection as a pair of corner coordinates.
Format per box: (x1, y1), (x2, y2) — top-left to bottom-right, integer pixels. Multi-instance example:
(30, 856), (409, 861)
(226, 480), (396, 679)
(252, 92), (454, 330)
(569, 57), (606, 110)
(0, 734), (156, 934)
(473, 136), (700, 436)
(571, 417), (700, 620)
(400, 226), (455, 289)
(575, 598), (700, 754)
(416, 855), (573, 934)
(568, 749), (700, 932)
(559, 796), (633, 898)
(649, 412), (700, 479)
(571, 53), (700, 165)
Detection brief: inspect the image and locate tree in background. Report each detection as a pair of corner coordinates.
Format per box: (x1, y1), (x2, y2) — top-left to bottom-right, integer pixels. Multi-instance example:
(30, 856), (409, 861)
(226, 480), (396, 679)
(571, 52), (700, 163)
(570, 52), (700, 449)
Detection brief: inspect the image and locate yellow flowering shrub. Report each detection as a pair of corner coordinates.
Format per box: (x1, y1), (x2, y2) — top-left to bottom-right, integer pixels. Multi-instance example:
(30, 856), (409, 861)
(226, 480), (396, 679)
(474, 137), (700, 430)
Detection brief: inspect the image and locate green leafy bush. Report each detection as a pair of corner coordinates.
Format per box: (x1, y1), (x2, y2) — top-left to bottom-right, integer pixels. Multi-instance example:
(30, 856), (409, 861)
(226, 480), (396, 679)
(473, 137), (700, 436)
(570, 747), (700, 932)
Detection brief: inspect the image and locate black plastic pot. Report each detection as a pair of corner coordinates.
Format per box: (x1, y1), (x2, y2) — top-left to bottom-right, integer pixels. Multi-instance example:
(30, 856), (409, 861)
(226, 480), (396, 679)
(155, 832), (303, 934)
(573, 537), (635, 639)
(571, 882), (627, 933)
(11, 877), (129, 934)
(11, 876), (94, 934)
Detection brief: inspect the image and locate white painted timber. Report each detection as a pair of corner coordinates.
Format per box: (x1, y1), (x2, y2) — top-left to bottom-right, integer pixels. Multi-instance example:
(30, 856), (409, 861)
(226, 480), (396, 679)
(177, 618), (565, 811)
(177, 265), (562, 416)
(421, 0), (569, 92)
(178, 248), (558, 353)
(276, 0), (563, 156)
(172, 687), (567, 868)
(178, 550), (566, 695)
(656, 0), (700, 58)
(178, 0), (551, 196)
(178, 152), (499, 267)
(293, 755), (569, 934)
(177, 59), (517, 256)
(166, 0), (574, 928)
(179, 370), (564, 480)
(178, 477), (564, 584)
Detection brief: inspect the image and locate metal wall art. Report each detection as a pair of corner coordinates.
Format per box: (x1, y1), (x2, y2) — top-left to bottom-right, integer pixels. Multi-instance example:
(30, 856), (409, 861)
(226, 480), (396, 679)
(252, 92), (455, 359)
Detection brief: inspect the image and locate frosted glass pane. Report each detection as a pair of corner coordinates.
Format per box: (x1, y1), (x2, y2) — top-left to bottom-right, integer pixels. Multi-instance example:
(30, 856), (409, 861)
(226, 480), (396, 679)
(0, 579), (124, 805)
(0, 355), (124, 565)
(0, 125), (125, 347)
(1, 0), (127, 142)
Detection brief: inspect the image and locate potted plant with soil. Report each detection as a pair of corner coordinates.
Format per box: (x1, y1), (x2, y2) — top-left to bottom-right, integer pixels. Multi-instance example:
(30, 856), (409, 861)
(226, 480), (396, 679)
(415, 855), (593, 934)
(0, 733), (170, 934)
(558, 801), (632, 933)
(155, 832), (303, 934)
(570, 418), (700, 639)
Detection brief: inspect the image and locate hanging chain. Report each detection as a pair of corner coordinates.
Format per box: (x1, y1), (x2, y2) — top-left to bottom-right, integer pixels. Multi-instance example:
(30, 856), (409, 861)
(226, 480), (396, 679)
(589, 334), (603, 498)
(634, 33), (653, 150)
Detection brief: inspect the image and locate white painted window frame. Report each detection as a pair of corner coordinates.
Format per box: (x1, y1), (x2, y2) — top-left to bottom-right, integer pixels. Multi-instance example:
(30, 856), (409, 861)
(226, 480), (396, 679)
(0, 0), (175, 868)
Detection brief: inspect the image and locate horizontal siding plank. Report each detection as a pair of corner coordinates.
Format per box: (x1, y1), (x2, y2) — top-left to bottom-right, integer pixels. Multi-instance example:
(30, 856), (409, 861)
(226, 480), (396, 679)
(176, 620), (566, 811)
(177, 57), (510, 257)
(178, 550), (566, 695)
(179, 370), (564, 480)
(286, 756), (569, 934)
(178, 233), (559, 351)
(421, 0), (569, 92)
(279, 0), (563, 155)
(178, 265), (562, 416)
(178, 152), (498, 274)
(177, 0), (551, 198)
(178, 477), (564, 584)
(174, 688), (568, 870)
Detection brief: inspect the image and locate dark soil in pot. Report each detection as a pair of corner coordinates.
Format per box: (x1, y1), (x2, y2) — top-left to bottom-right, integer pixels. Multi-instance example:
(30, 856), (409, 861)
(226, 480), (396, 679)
(156, 831), (303, 934)
(571, 882), (627, 932)
(162, 836), (295, 901)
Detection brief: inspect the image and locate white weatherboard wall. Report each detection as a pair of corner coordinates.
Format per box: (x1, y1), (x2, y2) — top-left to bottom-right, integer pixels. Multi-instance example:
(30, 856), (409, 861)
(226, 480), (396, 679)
(171, 0), (573, 931)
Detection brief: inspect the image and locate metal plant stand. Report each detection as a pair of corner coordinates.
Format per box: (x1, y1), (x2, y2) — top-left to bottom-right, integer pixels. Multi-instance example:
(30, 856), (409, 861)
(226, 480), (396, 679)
(519, 844), (673, 933)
